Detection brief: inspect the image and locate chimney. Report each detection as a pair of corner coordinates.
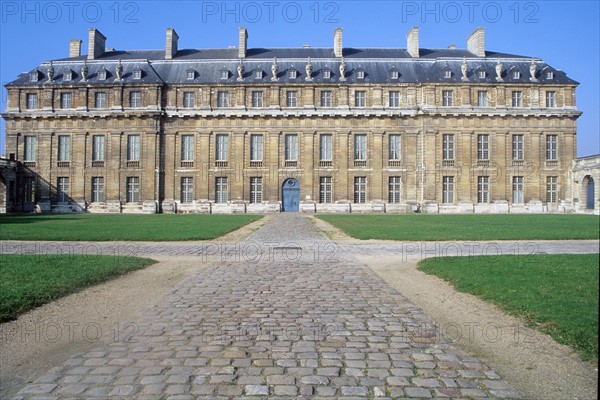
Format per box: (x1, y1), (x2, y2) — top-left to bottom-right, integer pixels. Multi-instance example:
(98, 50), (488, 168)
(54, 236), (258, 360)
(407, 27), (419, 58)
(334, 28), (343, 57)
(467, 27), (485, 57)
(69, 39), (82, 58)
(87, 28), (106, 60)
(238, 27), (248, 58)
(165, 28), (179, 59)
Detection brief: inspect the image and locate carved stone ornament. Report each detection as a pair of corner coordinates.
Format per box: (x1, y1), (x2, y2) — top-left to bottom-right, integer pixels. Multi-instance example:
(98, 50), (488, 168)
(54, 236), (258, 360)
(495, 61), (503, 80)
(116, 59), (123, 80)
(237, 61), (245, 80)
(81, 61), (88, 81)
(461, 59), (468, 80)
(305, 57), (313, 80)
(47, 61), (54, 82)
(339, 58), (346, 79)
(271, 57), (278, 80)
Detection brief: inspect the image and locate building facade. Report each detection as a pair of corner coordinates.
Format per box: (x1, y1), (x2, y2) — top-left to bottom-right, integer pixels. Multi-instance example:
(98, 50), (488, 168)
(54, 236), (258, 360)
(3, 27), (595, 214)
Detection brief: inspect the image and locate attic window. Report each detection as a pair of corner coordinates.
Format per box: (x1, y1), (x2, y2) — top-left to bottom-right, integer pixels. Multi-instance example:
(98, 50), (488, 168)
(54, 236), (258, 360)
(356, 69), (365, 79)
(132, 69), (142, 79)
(220, 70), (229, 79)
(186, 70), (196, 80)
(255, 70), (263, 79)
(98, 69), (107, 80)
(478, 70), (486, 79)
(546, 71), (554, 79)
(322, 69), (331, 79)
(64, 70), (73, 81)
(29, 71), (39, 82)
(288, 69), (297, 79)
(390, 70), (399, 79)
(444, 70), (452, 79)
(512, 70), (520, 79)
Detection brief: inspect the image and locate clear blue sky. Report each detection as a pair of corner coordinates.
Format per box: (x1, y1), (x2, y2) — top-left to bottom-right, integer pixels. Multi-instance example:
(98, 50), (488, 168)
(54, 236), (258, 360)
(1, 0), (598, 156)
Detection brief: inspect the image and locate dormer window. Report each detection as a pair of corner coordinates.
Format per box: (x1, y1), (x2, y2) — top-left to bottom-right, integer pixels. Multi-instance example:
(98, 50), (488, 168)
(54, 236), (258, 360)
(512, 70), (521, 79)
(356, 69), (365, 79)
(322, 69), (331, 79)
(220, 69), (229, 80)
(546, 71), (554, 79)
(98, 69), (107, 81)
(64, 70), (73, 81)
(390, 70), (399, 79)
(132, 68), (142, 79)
(186, 69), (196, 80)
(444, 70), (452, 79)
(288, 69), (297, 79)
(478, 70), (486, 79)
(255, 69), (263, 79)
(29, 71), (39, 82)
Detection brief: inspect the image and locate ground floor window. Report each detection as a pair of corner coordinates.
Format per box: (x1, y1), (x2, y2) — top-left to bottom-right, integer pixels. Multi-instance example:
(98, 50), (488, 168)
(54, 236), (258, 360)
(477, 176), (490, 203)
(181, 177), (193, 203)
(546, 176), (558, 203)
(24, 176), (36, 203)
(215, 177), (228, 203)
(442, 176), (454, 204)
(91, 177), (104, 202)
(354, 177), (367, 203)
(250, 177), (263, 203)
(57, 177), (69, 202)
(388, 176), (401, 203)
(513, 176), (524, 204)
(126, 177), (140, 203)
(320, 177), (332, 203)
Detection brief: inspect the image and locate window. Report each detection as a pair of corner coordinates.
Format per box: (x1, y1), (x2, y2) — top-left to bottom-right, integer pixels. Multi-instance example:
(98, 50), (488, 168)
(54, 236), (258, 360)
(389, 134), (401, 160)
(215, 177), (228, 203)
(442, 134), (454, 160)
(127, 135), (140, 161)
(255, 70), (263, 79)
(286, 91), (297, 107)
(354, 177), (367, 203)
(390, 70), (399, 79)
(354, 91), (366, 107)
(288, 69), (297, 79)
(322, 69), (331, 79)
(389, 176), (402, 203)
(442, 176), (454, 204)
(478, 70), (486, 79)
(512, 91), (522, 107)
(181, 177), (193, 203)
(183, 92), (195, 108)
(217, 91), (229, 108)
(512, 176), (524, 204)
(546, 91), (556, 108)
(57, 135), (70, 161)
(91, 177), (104, 202)
(95, 92), (107, 108)
(512, 134), (524, 160)
(98, 69), (107, 80)
(216, 134), (229, 161)
(250, 177), (263, 203)
(444, 70), (452, 79)
(512, 70), (521, 79)
(129, 91), (141, 108)
(220, 70), (229, 80)
(389, 91), (400, 107)
(250, 134), (263, 161)
(24, 177), (36, 203)
(126, 177), (140, 202)
(251, 91), (264, 107)
(24, 136), (37, 161)
(64, 70), (73, 81)
(26, 93), (38, 109)
(356, 69), (365, 79)
(477, 134), (489, 160)
(181, 135), (195, 162)
(60, 93), (72, 109)
(132, 69), (142, 79)
(442, 90), (453, 107)
(285, 134), (298, 161)
(319, 177), (332, 203)
(546, 71), (554, 79)
(320, 134), (332, 161)
(546, 135), (558, 160)
(92, 135), (105, 161)
(546, 176), (558, 203)
(477, 176), (490, 203)
(354, 134), (367, 161)
(29, 71), (39, 82)
(57, 177), (69, 202)
(186, 70), (195, 80)
(320, 91), (332, 107)
(477, 91), (488, 107)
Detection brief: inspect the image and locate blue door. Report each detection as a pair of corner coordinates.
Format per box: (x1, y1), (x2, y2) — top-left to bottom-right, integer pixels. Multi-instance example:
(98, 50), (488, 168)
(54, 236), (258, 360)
(282, 179), (300, 212)
(586, 177), (595, 210)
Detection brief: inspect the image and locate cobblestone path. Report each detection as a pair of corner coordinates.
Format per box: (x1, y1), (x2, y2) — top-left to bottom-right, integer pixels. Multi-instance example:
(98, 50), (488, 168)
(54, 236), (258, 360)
(13, 214), (525, 399)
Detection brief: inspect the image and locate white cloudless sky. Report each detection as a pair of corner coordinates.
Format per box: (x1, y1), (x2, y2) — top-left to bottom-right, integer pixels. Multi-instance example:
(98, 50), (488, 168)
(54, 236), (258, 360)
(1, 0), (598, 156)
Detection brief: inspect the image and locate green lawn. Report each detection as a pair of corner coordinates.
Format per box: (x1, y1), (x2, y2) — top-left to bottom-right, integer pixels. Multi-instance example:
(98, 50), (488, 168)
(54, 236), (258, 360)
(317, 214), (600, 241)
(0, 254), (156, 321)
(0, 214), (263, 241)
(418, 254), (599, 361)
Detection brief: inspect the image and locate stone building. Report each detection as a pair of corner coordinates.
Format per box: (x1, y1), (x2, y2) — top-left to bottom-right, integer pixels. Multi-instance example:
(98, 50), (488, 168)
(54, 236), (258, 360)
(3, 27), (594, 214)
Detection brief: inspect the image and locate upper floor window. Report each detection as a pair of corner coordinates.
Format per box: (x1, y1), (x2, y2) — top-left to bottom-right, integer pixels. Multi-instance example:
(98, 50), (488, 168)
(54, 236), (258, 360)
(478, 70), (486, 79)
(220, 70), (229, 80)
(132, 68), (142, 79)
(57, 135), (71, 161)
(181, 135), (195, 161)
(217, 91), (229, 108)
(186, 69), (196, 80)
(288, 69), (297, 79)
(254, 70), (263, 79)
(354, 134), (367, 161)
(477, 90), (488, 107)
(356, 69), (365, 79)
(320, 134), (332, 161)
(320, 91), (332, 107)
(92, 135), (105, 161)
(95, 92), (107, 108)
(444, 70), (452, 79)
(511, 91), (522, 107)
(512, 134), (524, 160)
(29, 71), (39, 82)
(546, 91), (556, 108)
(546, 71), (554, 80)
(322, 69), (331, 79)
(24, 136), (37, 161)
(60, 93), (72, 109)
(286, 91), (298, 107)
(183, 91), (195, 108)
(250, 134), (263, 161)
(98, 69), (107, 80)
(354, 91), (366, 107)
(389, 91), (400, 107)
(389, 134), (401, 160)
(127, 135), (140, 161)
(26, 93), (38, 109)
(284, 134), (298, 161)
(512, 70), (521, 79)
(129, 91), (141, 108)
(477, 134), (489, 160)
(64, 70), (73, 81)
(215, 134), (229, 161)
(442, 134), (454, 160)
(251, 91), (264, 108)
(390, 70), (399, 79)
(442, 90), (453, 107)
(546, 135), (558, 160)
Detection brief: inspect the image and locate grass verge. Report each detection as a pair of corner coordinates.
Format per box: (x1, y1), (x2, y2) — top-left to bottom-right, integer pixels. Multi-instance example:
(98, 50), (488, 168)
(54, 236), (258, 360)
(0, 214), (263, 241)
(317, 214), (600, 241)
(418, 254), (599, 361)
(0, 254), (156, 322)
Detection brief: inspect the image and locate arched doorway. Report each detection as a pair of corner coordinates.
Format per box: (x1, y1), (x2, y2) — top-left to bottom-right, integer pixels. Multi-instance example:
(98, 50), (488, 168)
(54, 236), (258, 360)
(585, 176), (595, 210)
(282, 178), (300, 212)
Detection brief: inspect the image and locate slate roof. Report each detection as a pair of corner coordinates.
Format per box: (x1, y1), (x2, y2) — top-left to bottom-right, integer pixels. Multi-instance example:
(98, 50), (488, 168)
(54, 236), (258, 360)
(6, 47), (579, 86)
